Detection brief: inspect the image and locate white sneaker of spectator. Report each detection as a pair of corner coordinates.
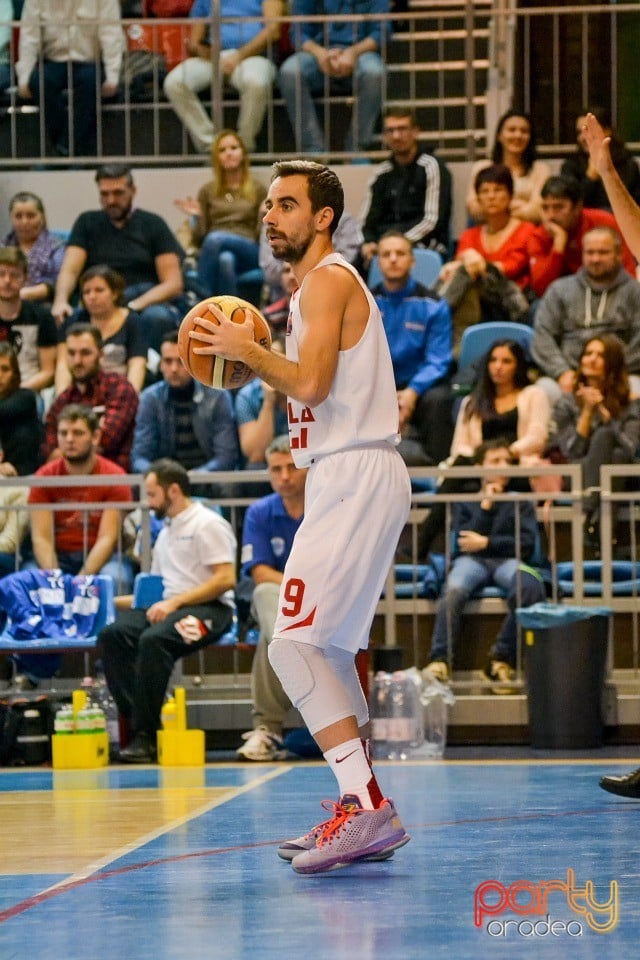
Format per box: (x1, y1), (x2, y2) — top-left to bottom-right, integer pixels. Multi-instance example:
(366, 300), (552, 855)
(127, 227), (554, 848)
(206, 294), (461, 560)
(236, 725), (289, 761)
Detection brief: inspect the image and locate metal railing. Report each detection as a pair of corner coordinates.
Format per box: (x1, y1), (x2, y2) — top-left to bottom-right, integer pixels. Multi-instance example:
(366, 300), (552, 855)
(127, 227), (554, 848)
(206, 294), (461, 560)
(2, 3), (638, 168)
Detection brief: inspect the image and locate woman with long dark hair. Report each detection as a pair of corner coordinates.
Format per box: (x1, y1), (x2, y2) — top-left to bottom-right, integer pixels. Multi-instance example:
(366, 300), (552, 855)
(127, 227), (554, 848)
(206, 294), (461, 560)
(418, 339), (549, 556)
(549, 334), (640, 530)
(466, 109), (551, 224)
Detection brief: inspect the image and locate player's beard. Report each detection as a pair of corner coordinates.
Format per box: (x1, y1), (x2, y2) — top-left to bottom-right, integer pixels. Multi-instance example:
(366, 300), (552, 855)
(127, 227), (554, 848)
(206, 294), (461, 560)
(272, 225), (315, 264)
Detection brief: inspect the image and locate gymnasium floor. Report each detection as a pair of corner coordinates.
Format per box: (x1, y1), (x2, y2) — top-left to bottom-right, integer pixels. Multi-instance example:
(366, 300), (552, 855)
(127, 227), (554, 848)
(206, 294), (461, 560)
(1, 752), (638, 959)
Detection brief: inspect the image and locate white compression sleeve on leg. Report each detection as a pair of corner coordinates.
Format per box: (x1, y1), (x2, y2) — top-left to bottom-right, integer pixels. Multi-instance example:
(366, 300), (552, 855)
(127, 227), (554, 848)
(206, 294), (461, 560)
(268, 637), (356, 735)
(324, 645), (369, 729)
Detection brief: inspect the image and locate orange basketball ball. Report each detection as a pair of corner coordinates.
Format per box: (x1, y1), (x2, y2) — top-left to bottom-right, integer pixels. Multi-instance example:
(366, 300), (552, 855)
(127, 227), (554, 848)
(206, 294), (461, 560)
(177, 295), (272, 390)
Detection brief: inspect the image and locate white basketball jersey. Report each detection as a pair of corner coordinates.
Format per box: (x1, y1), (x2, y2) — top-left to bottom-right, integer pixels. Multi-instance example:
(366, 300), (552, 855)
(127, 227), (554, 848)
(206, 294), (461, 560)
(286, 253), (400, 467)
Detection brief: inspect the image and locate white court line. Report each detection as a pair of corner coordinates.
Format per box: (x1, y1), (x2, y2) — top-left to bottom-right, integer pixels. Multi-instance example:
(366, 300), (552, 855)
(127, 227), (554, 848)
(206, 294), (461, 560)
(41, 764), (292, 894)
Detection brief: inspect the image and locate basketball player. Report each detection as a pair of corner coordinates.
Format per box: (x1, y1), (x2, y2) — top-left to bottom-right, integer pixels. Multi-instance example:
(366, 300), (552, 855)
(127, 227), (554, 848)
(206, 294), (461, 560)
(190, 161), (412, 873)
(583, 113), (640, 799)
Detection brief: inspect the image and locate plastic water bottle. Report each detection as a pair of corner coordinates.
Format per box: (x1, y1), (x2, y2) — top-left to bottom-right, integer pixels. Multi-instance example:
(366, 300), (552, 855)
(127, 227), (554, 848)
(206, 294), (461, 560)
(369, 670), (423, 760)
(79, 676), (106, 734)
(93, 670), (120, 757)
(418, 674), (456, 758)
(54, 705), (75, 735)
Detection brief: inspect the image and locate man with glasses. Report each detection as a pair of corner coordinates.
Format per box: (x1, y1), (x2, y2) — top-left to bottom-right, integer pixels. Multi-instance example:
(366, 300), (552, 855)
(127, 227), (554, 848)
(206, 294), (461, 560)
(358, 107), (452, 271)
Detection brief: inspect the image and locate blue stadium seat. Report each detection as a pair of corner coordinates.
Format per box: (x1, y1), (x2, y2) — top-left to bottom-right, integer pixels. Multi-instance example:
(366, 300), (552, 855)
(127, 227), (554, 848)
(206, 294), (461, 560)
(368, 248), (443, 290)
(556, 561), (640, 597)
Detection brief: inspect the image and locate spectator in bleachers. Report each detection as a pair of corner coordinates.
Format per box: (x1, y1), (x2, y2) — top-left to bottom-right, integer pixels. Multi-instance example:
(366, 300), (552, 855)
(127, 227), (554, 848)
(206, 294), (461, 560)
(371, 231), (454, 466)
(466, 110), (550, 225)
(16, 403), (133, 685)
(279, 0), (388, 157)
(45, 324), (138, 471)
(418, 339), (549, 556)
(52, 164), (185, 352)
(561, 107), (640, 214)
(15, 0), (123, 157)
(0, 246), (57, 396)
(1, 192), (65, 304)
(28, 404), (133, 587)
(359, 107), (452, 270)
(436, 166), (535, 347)
(261, 261), (298, 328)
(421, 438), (546, 690)
(56, 266), (147, 394)
(0, 341), (42, 476)
(174, 130), (266, 299)
(529, 175), (637, 295)
(236, 434), (306, 761)
(131, 330), (239, 475)
(235, 336), (288, 470)
(101, 458), (236, 763)
(547, 333), (640, 540)
(259, 211), (362, 304)
(163, 0), (282, 153)
(531, 226), (640, 406)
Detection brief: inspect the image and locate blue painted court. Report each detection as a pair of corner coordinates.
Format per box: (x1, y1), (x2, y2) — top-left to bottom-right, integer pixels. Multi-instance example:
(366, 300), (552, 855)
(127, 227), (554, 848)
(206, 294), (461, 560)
(1, 755), (638, 959)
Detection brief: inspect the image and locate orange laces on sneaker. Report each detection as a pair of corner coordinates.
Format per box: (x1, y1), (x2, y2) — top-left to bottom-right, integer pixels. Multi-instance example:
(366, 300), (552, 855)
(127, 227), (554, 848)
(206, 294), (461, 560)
(316, 799), (360, 847)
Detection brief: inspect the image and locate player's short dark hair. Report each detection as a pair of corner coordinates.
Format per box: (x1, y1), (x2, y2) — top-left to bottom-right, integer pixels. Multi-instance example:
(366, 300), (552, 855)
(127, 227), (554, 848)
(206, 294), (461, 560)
(541, 175), (583, 205)
(57, 404), (100, 433)
(271, 160), (344, 236)
(95, 163), (134, 186)
(146, 458), (191, 496)
(65, 322), (103, 349)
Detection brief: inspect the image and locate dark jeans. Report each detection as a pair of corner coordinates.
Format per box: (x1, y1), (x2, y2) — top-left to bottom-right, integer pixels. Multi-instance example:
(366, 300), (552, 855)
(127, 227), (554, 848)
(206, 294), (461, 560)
(398, 383), (456, 467)
(28, 60), (101, 156)
(100, 602), (232, 737)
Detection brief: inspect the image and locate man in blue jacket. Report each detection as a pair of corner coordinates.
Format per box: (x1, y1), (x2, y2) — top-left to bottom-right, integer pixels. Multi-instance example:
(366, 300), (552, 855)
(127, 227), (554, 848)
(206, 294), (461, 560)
(372, 230), (453, 465)
(131, 331), (239, 478)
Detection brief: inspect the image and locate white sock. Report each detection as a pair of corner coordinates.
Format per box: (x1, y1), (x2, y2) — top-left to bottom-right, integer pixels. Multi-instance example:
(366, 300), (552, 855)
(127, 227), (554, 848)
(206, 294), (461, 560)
(324, 738), (381, 809)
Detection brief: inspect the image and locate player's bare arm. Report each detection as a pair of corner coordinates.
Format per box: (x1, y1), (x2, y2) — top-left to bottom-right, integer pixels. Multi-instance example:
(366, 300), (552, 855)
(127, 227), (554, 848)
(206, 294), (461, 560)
(583, 112), (640, 262)
(190, 266), (352, 406)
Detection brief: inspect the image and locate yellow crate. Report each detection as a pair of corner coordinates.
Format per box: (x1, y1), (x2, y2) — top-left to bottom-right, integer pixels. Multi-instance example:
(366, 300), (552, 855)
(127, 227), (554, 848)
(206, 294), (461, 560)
(52, 732), (109, 770)
(157, 728), (205, 767)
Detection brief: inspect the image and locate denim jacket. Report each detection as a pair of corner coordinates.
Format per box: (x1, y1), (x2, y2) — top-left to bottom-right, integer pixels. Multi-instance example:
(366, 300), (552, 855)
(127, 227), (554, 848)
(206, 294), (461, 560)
(132, 380), (240, 474)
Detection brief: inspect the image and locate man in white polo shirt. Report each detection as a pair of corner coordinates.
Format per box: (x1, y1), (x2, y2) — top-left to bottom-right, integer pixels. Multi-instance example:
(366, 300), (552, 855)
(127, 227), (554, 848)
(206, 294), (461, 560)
(100, 458), (237, 763)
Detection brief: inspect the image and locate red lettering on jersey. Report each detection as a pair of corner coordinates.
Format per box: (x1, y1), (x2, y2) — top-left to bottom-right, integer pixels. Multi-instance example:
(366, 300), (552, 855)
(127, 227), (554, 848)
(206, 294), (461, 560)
(281, 577), (306, 616)
(290, 428), (307, 449)
(288, 402), (315, 425)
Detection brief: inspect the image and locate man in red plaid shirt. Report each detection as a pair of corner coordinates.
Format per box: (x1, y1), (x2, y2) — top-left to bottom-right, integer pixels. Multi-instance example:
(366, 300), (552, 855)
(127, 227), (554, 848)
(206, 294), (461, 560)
(44, 323), (138, 470)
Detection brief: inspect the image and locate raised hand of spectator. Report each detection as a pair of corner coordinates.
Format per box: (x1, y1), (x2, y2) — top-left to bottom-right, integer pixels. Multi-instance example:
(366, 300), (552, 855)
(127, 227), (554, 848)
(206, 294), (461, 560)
(174, 196), (202, 218)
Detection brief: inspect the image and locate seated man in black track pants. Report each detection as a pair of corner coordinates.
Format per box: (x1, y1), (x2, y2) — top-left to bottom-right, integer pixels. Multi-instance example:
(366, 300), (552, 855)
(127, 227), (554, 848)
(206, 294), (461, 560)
(100, 458), (237, 763)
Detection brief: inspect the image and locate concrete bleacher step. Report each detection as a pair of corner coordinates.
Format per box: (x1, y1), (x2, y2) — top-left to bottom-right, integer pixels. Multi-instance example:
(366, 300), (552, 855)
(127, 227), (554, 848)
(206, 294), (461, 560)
(182, 670), (640, 748)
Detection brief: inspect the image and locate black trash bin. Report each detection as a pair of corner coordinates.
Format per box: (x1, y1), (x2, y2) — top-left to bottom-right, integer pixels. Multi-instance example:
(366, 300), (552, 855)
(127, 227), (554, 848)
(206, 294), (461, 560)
(516, 603), (611, 749)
